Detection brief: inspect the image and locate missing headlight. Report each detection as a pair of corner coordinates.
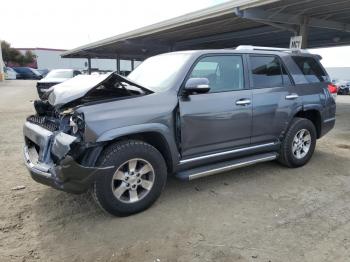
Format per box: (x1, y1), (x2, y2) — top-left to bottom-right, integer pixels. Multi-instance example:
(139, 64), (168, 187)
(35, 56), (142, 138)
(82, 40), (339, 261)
(69, 113), (85, 135)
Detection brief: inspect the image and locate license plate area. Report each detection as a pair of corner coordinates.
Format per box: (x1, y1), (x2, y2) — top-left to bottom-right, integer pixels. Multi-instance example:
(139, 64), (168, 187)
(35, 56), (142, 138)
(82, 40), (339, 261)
(23, 122), (53, 162)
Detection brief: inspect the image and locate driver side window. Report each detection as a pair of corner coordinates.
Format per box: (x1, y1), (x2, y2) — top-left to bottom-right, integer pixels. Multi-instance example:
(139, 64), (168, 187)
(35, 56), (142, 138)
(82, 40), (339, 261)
(189, 55), (244, 93)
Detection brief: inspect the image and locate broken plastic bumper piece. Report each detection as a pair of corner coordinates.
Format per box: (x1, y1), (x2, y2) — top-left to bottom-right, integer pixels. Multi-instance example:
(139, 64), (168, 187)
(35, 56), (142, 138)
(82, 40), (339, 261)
(23, 121), (113, 193)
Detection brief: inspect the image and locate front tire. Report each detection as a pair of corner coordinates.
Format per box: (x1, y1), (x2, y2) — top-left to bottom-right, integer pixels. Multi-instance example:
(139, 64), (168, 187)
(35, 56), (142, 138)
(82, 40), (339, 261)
(92, 140), (167, 216)
(278, 117), (317, 168)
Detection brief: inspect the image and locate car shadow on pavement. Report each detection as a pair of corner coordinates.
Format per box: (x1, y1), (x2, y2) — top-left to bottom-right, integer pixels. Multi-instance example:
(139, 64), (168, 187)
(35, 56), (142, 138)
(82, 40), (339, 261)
(30, 148), (350, 260)
(32, 148), (349, 221)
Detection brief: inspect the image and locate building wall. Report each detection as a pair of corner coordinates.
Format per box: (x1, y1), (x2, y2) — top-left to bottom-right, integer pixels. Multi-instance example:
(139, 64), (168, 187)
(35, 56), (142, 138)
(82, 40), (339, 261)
(326, 67), (350, 81)
(17, 48), (140, 71)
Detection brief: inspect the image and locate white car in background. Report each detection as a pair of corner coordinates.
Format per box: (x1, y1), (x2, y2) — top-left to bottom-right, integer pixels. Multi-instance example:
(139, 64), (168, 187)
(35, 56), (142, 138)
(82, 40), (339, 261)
(36, 69), (81, 99)
(4, 67), (17, 80)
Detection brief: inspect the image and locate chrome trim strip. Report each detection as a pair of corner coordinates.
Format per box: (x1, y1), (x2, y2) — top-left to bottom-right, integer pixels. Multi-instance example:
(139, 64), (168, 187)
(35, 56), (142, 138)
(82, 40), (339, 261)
(180, 142), (276, 164)
(324, 117), (336, 123)
(189, 155), (277, 180)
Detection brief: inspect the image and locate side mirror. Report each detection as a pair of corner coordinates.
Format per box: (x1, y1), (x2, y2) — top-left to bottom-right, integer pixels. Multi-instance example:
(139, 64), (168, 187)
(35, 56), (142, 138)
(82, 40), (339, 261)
(184, 78), (210, 94)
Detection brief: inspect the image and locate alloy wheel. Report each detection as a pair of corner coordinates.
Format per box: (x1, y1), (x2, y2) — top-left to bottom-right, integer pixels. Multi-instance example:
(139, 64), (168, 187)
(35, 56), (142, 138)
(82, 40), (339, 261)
(292, 129), (311, 159)
(111, 158), (155, 203)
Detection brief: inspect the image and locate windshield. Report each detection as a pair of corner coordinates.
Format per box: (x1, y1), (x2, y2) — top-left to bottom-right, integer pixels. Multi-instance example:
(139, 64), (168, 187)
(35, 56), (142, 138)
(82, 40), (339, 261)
(46, 70), (73, 79)
(127, 53), (191, 92)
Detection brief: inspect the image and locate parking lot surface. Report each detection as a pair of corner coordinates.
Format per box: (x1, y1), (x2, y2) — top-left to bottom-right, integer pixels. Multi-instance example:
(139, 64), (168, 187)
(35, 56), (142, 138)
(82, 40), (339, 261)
(1, 80), (350, 262)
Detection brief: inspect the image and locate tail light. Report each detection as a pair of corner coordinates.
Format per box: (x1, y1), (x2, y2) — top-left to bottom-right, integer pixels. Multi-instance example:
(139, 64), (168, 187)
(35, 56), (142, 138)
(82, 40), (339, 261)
(328, 84), (338, 94)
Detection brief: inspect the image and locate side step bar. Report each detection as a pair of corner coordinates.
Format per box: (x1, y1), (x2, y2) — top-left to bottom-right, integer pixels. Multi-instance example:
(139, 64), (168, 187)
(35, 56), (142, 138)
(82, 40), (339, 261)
(175, 152), (277, 181)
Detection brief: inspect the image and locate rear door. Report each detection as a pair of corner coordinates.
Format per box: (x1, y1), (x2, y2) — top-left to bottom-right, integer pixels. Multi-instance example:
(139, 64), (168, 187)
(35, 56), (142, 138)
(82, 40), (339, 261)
(249, 55), (302, 144)
(179, 54), (252, 157)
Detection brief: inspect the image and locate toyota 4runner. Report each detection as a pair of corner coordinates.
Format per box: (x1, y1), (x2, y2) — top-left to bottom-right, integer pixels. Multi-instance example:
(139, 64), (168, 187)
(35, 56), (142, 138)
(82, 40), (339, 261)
(23, 46), (336, 216)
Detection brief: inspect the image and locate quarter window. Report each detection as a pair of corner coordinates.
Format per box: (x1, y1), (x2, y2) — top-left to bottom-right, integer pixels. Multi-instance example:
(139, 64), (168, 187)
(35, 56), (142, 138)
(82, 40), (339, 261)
(250, 56), (291, 88)
(189, 55), (244, 92)
(292, 56), (327, 83)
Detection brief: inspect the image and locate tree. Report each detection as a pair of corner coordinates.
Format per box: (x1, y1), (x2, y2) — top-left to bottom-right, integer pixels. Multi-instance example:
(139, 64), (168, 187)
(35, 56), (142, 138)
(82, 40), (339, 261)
(0, 41), (36, 66)
(23, 50), (35, 65)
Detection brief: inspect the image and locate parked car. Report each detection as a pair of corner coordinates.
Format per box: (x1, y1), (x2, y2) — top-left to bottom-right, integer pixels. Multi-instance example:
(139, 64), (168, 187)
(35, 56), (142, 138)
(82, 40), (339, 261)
(337, 81), (350, 95)
(37, 69), (50, 77)
(4, 67), (17, 80)
(36, 69), (81, 98)
(23, 47), (336, 216)
(13, 67), (43, 80)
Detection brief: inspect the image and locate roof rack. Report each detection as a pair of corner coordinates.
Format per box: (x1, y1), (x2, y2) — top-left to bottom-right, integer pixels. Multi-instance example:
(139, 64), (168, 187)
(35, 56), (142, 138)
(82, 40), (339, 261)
(235, 45), (310, 54)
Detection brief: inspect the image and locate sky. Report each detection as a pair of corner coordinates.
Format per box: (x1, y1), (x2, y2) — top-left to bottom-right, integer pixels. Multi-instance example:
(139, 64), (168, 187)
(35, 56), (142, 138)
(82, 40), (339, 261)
(309, 47), (350, 68)
(1, 0), (350, 68)
(1, 0), (227, 49)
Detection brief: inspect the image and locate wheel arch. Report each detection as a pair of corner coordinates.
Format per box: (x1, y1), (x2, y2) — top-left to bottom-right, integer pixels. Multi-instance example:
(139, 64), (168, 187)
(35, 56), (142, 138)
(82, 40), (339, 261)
(96, 124), (179, 173)
(294, 109), (322, 138)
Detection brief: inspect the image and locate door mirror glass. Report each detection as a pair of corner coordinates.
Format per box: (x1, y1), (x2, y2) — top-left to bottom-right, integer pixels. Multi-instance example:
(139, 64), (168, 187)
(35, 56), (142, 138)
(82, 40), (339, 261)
(184, 78), (210, 94)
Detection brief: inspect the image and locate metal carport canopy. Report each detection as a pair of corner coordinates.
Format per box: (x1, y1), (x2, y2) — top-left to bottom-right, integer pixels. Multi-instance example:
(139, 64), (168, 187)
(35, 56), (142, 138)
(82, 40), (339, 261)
(61, 0), (350, 60)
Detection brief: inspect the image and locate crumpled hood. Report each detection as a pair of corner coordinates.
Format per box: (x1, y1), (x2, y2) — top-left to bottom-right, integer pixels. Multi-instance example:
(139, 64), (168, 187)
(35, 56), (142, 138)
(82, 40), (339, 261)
(47, 72), (151, 107)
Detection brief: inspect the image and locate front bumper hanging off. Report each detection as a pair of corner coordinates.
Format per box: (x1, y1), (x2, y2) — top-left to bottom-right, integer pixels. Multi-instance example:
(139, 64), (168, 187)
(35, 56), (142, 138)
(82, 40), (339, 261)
(23, 121), (113, 194)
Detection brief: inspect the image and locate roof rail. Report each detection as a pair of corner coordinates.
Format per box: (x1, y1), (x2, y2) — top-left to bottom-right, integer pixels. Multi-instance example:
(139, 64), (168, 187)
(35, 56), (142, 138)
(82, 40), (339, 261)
(235, 45), (310, 54)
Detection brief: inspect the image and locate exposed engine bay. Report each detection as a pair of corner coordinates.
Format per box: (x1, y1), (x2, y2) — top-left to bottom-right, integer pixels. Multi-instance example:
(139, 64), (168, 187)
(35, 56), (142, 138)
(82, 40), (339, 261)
(28, 72), (152, 137)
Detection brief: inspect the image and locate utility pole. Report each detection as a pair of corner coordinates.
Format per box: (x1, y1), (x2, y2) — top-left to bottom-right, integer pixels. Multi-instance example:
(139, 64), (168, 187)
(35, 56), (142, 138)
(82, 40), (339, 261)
(0, 40), (4, 81)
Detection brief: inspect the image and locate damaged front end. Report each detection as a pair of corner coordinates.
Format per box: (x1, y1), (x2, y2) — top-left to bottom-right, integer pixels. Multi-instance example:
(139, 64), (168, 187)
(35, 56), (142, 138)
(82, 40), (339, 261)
(23, 72), (153, 193)
(23, 102), (113, 194)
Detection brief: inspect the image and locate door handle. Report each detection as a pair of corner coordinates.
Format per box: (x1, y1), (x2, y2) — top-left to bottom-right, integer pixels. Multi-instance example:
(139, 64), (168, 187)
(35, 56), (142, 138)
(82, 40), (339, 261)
(235, 99), (251, 106)
(285, 94), (299, 100)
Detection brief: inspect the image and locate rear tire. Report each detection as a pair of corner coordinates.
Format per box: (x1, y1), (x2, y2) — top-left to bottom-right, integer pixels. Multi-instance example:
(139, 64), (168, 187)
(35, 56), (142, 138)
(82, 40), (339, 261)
(278, 117), (317, 168)
(92, 140), (167, 216)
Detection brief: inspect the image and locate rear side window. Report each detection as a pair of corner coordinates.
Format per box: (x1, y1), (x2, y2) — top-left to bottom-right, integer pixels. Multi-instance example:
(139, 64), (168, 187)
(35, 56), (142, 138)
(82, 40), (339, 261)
(292, 56), (327, 83)
(250, 56), (291, 88)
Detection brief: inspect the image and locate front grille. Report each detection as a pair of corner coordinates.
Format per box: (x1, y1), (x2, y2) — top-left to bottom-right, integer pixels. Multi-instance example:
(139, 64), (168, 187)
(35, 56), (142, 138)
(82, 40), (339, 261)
(27, 115), (59, 132)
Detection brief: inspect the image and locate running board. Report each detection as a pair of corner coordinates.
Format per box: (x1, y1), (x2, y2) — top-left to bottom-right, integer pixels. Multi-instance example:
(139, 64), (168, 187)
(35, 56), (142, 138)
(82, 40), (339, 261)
(175, 152), (277, 181)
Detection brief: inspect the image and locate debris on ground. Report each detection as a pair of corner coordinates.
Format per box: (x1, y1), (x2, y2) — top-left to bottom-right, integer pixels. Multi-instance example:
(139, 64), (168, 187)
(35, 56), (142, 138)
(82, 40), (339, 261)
(11, 185), (26, 191)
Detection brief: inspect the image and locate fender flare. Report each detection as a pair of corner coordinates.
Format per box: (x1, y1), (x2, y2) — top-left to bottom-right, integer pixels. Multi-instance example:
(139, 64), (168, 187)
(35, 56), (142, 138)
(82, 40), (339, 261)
(96, 123), (179, 167)
(286, 105), (323, 138)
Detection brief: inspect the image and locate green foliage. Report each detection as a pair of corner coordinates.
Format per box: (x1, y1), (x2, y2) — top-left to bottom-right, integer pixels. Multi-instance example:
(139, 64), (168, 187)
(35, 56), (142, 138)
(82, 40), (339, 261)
(1, 41), (36, 66)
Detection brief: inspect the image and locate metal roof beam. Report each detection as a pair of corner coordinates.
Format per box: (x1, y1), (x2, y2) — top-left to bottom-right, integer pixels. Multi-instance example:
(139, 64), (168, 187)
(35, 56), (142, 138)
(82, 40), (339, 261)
(234, 7), (350, 33)
(70, 50), (149, 60)
(174, 26), (284, 48)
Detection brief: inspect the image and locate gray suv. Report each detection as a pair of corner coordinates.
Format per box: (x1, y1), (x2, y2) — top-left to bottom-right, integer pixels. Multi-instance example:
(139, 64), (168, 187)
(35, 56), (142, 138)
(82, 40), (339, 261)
(23, 46), (336, 216)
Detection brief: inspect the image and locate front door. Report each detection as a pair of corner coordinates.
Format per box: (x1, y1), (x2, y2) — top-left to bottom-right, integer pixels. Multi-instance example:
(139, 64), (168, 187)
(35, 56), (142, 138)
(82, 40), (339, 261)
(179, 54), (252, 158)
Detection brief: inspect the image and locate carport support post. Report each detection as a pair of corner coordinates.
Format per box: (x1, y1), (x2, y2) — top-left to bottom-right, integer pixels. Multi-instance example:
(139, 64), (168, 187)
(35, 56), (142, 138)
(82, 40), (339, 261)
(299, 17), (309, 49)
(116, 57), (120, 74)
(131, 59), (135, 71)
(87, 58), (92, 75)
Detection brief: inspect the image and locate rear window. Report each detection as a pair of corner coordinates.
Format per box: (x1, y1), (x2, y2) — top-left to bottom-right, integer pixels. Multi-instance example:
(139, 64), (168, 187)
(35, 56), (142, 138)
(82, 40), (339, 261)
(292, 56), (327, 83)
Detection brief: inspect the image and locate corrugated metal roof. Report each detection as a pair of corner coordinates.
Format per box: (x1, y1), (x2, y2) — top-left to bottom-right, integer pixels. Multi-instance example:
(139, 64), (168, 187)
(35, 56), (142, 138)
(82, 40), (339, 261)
(62, 0), (350, 59)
